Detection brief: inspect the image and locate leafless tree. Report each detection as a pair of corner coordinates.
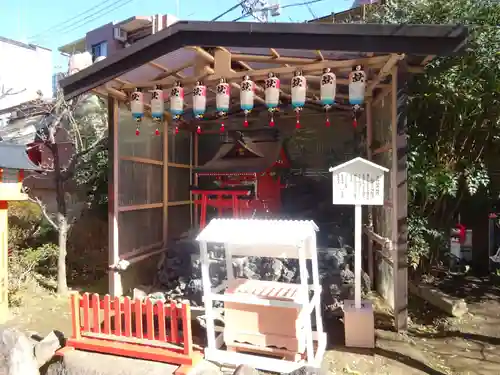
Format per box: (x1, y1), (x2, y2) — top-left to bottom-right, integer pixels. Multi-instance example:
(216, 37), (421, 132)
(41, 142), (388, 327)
(0, 83), (26, 101)
(25, 90), (108, 294)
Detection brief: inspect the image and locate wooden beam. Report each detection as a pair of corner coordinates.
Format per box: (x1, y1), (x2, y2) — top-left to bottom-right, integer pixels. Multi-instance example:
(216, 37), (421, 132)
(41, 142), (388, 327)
(269, 48), (280, 59)
(120, 155), (163, 165)
(421, 55), (435, 66)
(372, 142), (392, 155)
(163, 119), (169, 246)
(366, 99), (374, 284)
(148, 61), (186, 79)
(118, 203), (164, 212)
(168, 162), (191, 169)
(391, 65), (408, 332)
(372, 84), (392, 107)
(167, 200), (192, 206)
(125, 55), (391, 90)
(214, 47), (232, 75)
(366, 54), (404, 96)
(108, 97), (122, 297)
(407, 65), (425, 74)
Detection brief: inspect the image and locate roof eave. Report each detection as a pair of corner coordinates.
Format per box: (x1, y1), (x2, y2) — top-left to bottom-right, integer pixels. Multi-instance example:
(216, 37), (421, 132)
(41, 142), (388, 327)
(59, 21), (469, 100)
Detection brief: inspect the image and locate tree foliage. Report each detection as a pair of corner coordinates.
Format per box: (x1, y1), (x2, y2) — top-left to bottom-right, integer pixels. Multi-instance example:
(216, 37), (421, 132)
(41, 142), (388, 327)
(368, 0), (500, 269)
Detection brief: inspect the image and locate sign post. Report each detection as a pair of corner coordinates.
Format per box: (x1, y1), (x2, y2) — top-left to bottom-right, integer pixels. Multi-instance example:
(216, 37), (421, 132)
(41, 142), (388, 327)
(329, 157), (388, 348)
(329, 157), (389, 309)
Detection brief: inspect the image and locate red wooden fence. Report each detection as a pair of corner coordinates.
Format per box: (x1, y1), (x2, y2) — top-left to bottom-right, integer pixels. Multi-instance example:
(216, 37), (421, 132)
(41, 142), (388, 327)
(65, 293), (201, 367)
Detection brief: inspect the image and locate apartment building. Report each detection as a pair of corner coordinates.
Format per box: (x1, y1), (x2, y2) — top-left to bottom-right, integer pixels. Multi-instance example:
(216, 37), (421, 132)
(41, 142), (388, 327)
(0, 37), (52, 117)
(58, 14), (179, 60)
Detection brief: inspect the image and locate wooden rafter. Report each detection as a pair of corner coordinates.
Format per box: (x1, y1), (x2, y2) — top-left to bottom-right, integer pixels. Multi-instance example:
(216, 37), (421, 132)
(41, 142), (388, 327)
(148, 61), (186, 79)
(122, 54), (391, 90)
(366, 54), (404, 96)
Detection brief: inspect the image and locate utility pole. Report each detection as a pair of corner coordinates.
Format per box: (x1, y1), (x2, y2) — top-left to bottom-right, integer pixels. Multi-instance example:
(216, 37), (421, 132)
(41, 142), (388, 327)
(240, 0), (281, 22)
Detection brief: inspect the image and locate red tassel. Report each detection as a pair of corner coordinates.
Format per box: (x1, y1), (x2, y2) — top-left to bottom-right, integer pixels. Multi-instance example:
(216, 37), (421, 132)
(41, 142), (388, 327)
(175, 126), (179, 134)
(196, 126), (201, 134)
(270, 119), (275, 127)
(244, 119), (249, 127)
(325, 118), (331, 127)
(220, 123), (225, 133)
(353, 118), (358, 128)
(155, 128), (160, 136)
(135, 128), (140, 136)
(295, 119), (300, 129)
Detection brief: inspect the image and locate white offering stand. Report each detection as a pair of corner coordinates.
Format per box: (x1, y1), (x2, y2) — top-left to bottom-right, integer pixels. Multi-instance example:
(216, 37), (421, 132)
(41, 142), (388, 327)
(196, 218), (327, 373)
(329, 157), (388, 348)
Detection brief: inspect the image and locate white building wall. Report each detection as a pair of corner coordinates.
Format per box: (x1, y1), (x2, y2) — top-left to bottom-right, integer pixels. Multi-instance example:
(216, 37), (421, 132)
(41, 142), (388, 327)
(0, 38), (53, 112)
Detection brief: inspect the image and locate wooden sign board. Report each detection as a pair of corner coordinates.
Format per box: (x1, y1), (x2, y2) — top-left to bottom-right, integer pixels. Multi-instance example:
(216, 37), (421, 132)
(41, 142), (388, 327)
(329, 157), (389, 206)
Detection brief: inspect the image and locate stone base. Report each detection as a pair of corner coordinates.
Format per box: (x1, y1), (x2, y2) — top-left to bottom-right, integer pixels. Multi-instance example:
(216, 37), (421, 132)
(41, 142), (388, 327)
(343, 299), (375, 349)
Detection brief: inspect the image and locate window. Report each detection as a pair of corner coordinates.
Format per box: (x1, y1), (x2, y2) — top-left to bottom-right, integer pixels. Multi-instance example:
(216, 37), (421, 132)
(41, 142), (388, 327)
(91, 41), (108, 61)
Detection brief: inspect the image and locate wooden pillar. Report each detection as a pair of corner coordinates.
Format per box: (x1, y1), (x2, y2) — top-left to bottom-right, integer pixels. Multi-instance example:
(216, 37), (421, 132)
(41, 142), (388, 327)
(391, 65), (409, 331)
(163, 120), (169, 245)
(108, 98), (122, 297)
(193, 134), (199, 228)
(192, 56), (211, 229)
(0, 201), (8, 322)
(365, 99), (374, 285)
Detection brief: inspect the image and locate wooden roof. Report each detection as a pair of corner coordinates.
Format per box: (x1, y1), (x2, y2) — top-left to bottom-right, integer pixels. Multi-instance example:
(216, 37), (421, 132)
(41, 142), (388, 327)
(60, 21), (468, 101)
(195, 129), (284, 174)
(0, 143), (41, 171)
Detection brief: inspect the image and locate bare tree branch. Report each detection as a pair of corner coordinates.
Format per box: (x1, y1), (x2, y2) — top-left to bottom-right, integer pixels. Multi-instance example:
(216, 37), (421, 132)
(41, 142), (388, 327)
(26, 194), (58, 230)
(0, 85), (26, 100)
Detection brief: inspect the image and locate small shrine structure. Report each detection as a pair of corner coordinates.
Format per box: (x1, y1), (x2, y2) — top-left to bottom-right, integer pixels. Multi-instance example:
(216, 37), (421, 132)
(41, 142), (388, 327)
(58, 20), (469, 333)
(192, 129), (289, 227)
(196, 218), (324, 372)
(0, 143), (41, 321)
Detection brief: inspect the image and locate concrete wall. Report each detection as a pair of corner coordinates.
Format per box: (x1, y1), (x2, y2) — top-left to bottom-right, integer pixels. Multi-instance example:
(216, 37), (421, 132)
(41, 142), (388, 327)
(0, 39), (52, 111)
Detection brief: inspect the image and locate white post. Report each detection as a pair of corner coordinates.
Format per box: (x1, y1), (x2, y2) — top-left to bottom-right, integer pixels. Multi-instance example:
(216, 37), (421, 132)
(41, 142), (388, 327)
(354, 204), (362, 309)
(225, 243), (234, 283)
(200, 241), (216, 350)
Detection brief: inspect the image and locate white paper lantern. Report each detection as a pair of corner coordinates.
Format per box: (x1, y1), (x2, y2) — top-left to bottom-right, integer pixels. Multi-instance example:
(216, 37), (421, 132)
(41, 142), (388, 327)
(216, 78), (230, 115)
(169, 82), (184, 119)
(291, 71), (307, 109)
(240, 76), (254, 127)
(349, 65), (366, 106)
(150, 88), (164, 121)
(193, 81), (207, 119)
(320, 68), (336, 107)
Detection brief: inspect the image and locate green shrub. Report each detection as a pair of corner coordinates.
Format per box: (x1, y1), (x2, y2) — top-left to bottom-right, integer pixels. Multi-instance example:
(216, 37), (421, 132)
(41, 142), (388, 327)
(8, 243), (58, 306)
(7, 201), (43, 249)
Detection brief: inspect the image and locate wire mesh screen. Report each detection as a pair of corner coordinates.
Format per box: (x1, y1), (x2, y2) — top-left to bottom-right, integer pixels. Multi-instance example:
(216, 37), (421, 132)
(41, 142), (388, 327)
(117, 105), (164, 255)
(118, 208), (163, 255)
(119, 161), (163, 206)
(168, 130), (191, 165)
(168, 167), (191, 202)
(168, 205), (191, 240)
(118, 107), (163, 160)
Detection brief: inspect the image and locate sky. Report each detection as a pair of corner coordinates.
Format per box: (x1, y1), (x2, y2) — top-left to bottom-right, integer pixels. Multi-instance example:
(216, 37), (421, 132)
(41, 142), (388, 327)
(0, 0), (355, 72)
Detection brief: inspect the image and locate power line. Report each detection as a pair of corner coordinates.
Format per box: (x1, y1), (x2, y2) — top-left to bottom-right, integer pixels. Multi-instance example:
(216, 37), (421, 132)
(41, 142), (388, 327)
(232, 0), (325, 22)
(53, 0), (137, 39)
(212, 0), (248, 21)
(28, 0), (117, 40)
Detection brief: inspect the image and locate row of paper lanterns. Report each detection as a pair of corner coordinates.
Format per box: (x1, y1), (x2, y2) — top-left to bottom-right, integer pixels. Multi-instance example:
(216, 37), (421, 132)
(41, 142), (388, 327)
(130, 65), (366, 136)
